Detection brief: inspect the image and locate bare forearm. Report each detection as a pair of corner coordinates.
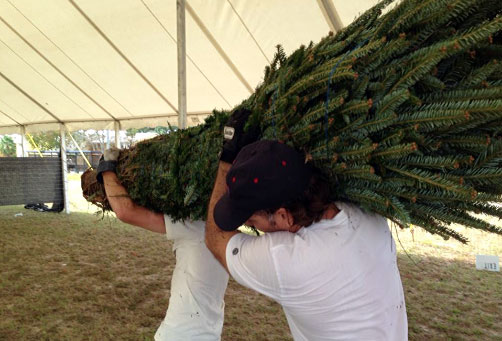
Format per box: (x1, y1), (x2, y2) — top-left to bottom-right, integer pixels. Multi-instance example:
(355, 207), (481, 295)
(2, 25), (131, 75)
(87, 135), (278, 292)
(102, 172), (165, 234)
(205, 161), (238, 270)
(103, 172), (134, 212)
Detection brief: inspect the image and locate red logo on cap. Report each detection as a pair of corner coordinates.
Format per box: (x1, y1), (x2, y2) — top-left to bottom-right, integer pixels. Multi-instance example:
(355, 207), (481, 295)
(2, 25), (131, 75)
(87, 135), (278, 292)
(253, 178), (259, 184)
(282, 160), (287, 166)
(232, 177), (236, 183)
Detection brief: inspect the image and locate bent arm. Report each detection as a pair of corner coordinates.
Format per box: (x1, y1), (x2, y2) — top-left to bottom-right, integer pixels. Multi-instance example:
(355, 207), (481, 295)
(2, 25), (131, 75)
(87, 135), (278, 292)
(102, 171), (166, 234)
(205, 161), (239, 271)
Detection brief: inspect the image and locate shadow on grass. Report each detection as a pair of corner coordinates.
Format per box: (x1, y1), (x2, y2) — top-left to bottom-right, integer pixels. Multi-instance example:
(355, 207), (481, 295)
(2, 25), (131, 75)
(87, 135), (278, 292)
(0, 206), (500, 340)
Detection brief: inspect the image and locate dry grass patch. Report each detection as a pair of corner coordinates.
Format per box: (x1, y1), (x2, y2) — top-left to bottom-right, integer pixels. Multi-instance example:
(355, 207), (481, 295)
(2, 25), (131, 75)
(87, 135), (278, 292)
(0, 206), (290, 341)
(394, 225), (502, 341)
(1, 195), (501, 340)
(0, 207), (170, 340)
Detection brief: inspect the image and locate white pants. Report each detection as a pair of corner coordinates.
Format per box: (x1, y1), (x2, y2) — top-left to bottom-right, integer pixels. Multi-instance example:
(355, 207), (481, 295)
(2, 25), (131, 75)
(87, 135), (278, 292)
(154, 217), (229, 341)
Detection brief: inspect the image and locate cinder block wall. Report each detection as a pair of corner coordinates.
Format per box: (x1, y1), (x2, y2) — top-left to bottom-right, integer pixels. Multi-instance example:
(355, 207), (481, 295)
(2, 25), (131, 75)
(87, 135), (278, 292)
(0, 157), (63, 206)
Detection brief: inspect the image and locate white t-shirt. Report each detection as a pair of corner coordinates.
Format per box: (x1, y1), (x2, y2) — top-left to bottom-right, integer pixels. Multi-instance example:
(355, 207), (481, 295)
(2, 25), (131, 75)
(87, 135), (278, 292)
(226, 202), (407, 340)
(155, 217), (229, 341)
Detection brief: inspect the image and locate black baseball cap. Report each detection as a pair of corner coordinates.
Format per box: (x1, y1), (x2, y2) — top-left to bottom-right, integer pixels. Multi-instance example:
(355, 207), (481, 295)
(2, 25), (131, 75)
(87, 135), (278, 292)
(213, 140), (313, 231)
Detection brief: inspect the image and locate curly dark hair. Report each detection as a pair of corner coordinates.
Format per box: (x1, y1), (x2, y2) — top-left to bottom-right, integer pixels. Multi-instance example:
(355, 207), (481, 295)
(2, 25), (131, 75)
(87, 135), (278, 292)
(264, 168), (332, 228)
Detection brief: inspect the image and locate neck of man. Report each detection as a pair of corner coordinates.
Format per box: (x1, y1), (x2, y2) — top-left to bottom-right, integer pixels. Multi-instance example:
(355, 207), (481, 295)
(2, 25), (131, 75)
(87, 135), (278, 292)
(288, 203), (340, 233)
(322, 203), (340, 220)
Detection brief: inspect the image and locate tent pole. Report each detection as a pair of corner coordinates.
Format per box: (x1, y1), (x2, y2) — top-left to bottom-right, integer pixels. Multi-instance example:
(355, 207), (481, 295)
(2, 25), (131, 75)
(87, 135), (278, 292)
(60, 124), (70, 214)
(177, 0), (187, 129)
(114, 121), (121, 148)
(21, 125), (26, 157)
(316, 0), (344, 32)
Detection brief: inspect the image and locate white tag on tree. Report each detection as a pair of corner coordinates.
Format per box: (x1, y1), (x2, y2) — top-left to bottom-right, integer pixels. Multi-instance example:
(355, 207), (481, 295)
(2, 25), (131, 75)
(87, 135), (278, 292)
(475, 255), (500, 272)
(223, 126), (235, 140)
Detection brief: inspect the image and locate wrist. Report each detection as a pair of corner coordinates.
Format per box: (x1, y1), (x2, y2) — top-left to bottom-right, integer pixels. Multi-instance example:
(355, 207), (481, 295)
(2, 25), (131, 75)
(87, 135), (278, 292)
(96, 160), (117, 184)
(219, 148), (238, 164)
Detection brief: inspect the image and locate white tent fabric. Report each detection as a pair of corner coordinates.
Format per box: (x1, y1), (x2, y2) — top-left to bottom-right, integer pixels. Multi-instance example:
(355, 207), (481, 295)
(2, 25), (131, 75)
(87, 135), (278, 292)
(0, 0), (380, 134)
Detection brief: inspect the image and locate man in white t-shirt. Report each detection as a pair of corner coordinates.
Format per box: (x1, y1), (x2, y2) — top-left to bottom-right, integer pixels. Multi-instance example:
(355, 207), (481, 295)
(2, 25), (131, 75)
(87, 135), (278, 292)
(205, 140), (408, 340)
(97, 149), (228, 340)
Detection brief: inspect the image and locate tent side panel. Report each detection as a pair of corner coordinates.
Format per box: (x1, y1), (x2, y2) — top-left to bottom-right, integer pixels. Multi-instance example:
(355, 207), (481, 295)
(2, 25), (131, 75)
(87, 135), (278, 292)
(0, 157), (64, 206)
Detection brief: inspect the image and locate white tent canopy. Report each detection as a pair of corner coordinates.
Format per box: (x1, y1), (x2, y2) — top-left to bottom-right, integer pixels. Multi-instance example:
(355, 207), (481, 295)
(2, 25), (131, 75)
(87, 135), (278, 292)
(0, 0), (380, 134)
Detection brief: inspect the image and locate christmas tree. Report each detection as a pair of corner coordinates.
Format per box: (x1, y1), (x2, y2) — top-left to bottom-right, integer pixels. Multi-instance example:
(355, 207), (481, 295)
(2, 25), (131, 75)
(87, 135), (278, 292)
(82, 0), (502, 243)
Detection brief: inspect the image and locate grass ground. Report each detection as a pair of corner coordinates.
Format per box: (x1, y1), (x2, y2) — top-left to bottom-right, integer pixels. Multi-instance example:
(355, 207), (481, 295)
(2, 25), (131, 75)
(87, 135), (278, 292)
(0, 175), (501, 340)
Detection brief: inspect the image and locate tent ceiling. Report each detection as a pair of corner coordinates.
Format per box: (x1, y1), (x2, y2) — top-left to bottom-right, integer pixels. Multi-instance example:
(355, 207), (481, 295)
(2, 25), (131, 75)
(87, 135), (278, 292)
(0, 0), (379, 134)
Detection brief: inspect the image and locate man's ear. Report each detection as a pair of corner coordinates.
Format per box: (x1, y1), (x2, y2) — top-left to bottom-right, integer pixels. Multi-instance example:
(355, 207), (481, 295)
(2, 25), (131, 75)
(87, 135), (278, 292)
(274, 208), (294, 231)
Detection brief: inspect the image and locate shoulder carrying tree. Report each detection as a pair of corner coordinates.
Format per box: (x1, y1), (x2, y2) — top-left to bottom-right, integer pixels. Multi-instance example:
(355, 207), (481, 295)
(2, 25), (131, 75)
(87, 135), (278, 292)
(82, 0), (502, 243)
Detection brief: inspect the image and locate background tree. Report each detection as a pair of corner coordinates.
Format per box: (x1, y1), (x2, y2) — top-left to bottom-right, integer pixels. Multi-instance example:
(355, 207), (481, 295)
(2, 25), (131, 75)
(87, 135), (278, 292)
(29, 130), (117, 152)
(30, 131), (60, 150)
(67, 130), (88, 150)
(0, 135), (16, 156)
(125, 126), (173, 138)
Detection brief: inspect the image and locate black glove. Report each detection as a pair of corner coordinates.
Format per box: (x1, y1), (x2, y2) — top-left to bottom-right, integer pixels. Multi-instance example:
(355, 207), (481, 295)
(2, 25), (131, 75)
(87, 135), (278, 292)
(96, 148), (120, 184)
(220, 108), (260, 163)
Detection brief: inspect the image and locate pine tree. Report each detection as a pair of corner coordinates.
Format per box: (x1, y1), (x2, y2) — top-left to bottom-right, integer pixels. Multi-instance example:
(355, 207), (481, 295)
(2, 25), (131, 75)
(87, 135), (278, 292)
(82, 0), (502, 243)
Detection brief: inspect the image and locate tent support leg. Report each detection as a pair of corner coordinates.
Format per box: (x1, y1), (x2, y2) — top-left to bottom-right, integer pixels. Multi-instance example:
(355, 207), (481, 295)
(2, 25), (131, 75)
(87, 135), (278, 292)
(177, 0), (187, 129)
(21, 125), (26, 157)
(60, 124), (70, 214)
(114, 121), (121, 148)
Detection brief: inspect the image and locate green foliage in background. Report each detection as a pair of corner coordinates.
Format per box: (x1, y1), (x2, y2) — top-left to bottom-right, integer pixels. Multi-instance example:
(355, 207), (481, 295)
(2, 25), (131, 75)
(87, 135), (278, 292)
(126, 126), (174, 137)
(0, 135), (16, 156)
(98, 0), (502, 243)
(30, 131), (61, 150)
